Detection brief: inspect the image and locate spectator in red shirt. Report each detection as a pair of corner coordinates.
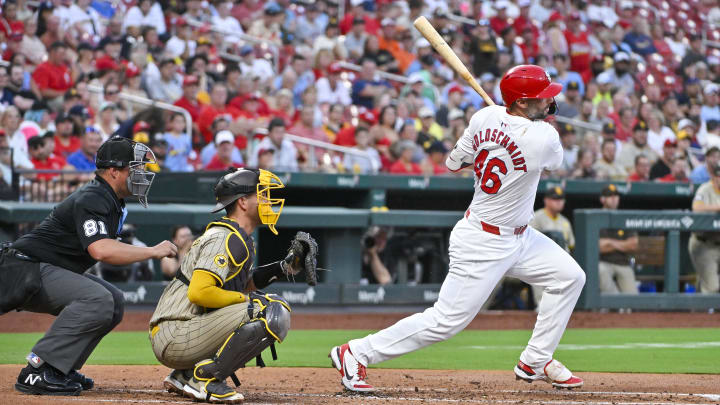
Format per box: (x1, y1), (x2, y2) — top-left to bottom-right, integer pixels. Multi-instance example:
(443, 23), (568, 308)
(31, 42), (73, 108)
(389, 140), (422, 175)
(563, 13), (593, 83)
(513, 0), (539, 41)
(28, 135), (67, 180)
(197, 82), (240, 144)
(53, 113), (81, 158)
(658, 158), (690, 183)
(205, 130), (243, 171)
(627, 154), (651, 182)
(490, 1), (512, 36)
(288, 107), (330, 165)
(339, 0), (380, 35)
(174, 75), (202, 123)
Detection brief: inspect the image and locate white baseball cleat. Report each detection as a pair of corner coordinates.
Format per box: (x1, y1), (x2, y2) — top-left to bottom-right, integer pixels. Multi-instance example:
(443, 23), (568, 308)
(514, 359), (584, 389)
(329, 344), (374, 392)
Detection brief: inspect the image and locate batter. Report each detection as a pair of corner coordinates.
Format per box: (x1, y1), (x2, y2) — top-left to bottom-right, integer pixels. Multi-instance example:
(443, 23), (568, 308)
(330, 65), (586, 392)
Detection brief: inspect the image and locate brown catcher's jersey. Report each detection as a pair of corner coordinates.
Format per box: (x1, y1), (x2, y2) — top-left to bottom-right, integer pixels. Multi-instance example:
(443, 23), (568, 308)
(149, 218), (255, 327)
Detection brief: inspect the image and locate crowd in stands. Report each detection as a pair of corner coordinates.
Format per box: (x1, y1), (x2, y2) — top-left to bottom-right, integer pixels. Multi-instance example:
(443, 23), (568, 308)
(1, 0), (720, 191)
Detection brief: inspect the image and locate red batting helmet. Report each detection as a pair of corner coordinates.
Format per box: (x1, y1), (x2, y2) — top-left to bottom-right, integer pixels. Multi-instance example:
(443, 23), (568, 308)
(500, 65), (563, 107)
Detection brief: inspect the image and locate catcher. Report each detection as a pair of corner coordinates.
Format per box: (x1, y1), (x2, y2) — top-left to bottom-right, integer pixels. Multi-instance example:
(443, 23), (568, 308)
(149, 168), (318, 403)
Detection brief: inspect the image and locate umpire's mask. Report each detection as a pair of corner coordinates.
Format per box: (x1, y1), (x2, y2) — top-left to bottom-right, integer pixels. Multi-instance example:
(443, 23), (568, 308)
(211, 168), (285, 235)
(96, 137), (157, 208)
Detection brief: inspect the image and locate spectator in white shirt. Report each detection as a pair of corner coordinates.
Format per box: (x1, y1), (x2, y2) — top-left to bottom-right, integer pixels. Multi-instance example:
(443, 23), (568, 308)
(164, 18), (196, 59)
(316, 62), (351, 106)
(123, 0), (166, 35)
(146, 59), (182, 103)
(211, 1), (244, 44)
(343, 126), (381, 174)
(248, 117), (299, 172)
(343, 17), (367, 61)
(66, 0), (104, 42)
(239, 45), (274, 83)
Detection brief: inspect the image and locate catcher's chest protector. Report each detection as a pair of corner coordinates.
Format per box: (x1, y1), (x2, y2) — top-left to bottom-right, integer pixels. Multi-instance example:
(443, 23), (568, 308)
(205, 218), (256, 293)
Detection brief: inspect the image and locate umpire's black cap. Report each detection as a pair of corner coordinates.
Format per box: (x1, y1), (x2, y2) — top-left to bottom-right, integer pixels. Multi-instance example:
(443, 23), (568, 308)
(96, 137), (135, 168)
(211, 168), (260, 213)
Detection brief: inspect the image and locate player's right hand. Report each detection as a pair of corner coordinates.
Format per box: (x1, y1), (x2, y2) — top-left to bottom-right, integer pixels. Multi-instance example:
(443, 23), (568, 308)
(152, 240), (178, 259)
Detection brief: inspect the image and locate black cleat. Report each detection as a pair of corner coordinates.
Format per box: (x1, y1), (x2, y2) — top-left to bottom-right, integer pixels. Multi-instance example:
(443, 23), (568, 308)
(68, 369), (94, 390)
(14, 363), (82, 396)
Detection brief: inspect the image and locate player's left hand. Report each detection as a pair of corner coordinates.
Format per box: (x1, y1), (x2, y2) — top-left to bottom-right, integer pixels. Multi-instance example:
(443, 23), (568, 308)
(284, 231), (318, 286)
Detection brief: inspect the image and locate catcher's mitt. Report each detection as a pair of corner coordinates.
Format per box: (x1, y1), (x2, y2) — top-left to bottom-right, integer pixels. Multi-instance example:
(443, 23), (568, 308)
(284, 231), (318, 286)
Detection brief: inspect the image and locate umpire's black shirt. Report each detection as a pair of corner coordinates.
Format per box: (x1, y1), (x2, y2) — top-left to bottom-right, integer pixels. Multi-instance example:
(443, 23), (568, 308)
(14, 175), (126, 273)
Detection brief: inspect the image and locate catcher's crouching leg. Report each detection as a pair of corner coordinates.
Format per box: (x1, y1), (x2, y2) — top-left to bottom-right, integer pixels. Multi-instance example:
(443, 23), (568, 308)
(184, 294), (291, 403)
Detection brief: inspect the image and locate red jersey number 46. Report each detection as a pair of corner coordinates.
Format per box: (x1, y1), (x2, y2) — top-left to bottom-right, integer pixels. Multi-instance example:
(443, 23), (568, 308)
(474, 149), (507, 194)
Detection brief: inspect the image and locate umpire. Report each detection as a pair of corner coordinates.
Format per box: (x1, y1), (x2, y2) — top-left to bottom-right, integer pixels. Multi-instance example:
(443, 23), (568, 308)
(9, 137), (177, 396)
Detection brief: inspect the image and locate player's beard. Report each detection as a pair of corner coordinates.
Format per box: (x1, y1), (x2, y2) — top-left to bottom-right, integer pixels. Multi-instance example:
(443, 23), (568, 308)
(526, 99), (556, 120)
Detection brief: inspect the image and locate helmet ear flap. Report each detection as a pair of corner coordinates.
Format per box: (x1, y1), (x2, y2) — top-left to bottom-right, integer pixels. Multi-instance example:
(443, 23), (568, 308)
(548, 100), (558, 115)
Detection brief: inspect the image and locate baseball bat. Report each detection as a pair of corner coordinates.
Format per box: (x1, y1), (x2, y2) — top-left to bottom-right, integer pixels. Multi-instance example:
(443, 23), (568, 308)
(413, 16), (496, 107)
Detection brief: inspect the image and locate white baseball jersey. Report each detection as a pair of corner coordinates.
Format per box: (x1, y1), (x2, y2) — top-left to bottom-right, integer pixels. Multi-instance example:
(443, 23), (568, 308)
(450, 105), (563, 227)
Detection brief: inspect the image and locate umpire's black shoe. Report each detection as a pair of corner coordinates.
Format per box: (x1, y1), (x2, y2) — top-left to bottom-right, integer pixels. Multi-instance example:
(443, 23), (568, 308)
(68, 369), (94, 390)
(14, 363), (82, 396)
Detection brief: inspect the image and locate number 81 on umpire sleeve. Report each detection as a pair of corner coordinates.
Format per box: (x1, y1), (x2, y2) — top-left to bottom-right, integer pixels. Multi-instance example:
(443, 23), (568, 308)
(83, 220), (108, 237)
(473, 149), (507, 194)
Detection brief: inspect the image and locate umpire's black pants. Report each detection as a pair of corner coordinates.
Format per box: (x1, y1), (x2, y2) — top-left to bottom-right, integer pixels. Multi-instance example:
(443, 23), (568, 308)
(20, 263), (124, 374)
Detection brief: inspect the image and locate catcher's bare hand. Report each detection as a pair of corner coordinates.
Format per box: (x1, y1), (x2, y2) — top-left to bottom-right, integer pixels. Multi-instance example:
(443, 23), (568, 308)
(152, 240), (178, 259)
(284, 231), (318, 286)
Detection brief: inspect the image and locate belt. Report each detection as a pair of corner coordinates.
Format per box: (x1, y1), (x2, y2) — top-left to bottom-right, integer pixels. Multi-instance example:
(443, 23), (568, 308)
(465, 209), (528, 236)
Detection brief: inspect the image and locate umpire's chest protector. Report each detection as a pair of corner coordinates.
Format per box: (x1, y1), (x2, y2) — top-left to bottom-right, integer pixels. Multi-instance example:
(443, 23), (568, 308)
(205, 218), (256, 293)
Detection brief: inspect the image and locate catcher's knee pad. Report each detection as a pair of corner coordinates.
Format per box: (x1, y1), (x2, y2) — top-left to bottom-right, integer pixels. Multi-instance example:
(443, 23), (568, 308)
(197, 293), (291, 381)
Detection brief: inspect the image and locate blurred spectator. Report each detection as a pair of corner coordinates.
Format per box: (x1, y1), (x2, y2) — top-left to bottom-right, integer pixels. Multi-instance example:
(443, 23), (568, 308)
(598, 184), (639, 294)
(160, 225), (194, 280)
(123, 0), (166, 36)
(436, 85), (465, 127)
(239, 45), (274, 84)
(563, 12), (592, 83)
(676, 120), (701, 169)
(321, 104), (347, 143)
(557, 123), (579, 177)
(163, 113), (193, 172)
(389, 140), (422, 175)
(658, 158), (690, 183)
(340, 0), (379, 36)
(247, 1), (284, 45)
(53, 113), (80, 158)
(372, 105), (400, 146)
(146, 59), (182, 103)
(342, 126), (380, 174)
(360, 36), (395, 75)
(680, 34), (706, 79)
(647, 109), (676, 155)
(361, 226), (393, 285)
(689, 165), (720, 293)
(28, 134), (67, 181)
(248, 117), (298, 171)
(703, 121), (720, 150)
(423, 141), (449, 176)
(691, 146), (720, 184)
(1, 106), (30, 169)
(556, 81), (581, 118)
(0, 129), (14, 189)
(31, 41), (73, 110)
(296, 3), (326, 44)
(395, 119), (427, 163)
(65, 0), (104, 44)
(165, 18), (195, 59)
(67, 126), (102, 171)
(288, 106), (330, 166)
(650, 139), (677, 180)
(701, 83), (720, 123)
(212, 1), (244, 44)
(256, 147), (275, 170)
(344, 17), (367, 61)
(622, 17), (656, 56)
(198, 83), (240, 144)
(199, 118), (244, 168)
(20, 17), (46, 66)
(468, 19), (499, 77)
(415, 106), (443, 141)
(617, 121), (658, 173)
(316, 62), (351, 106)
(205, 130), (243, 171)
(174, 75), (202, 124)
(628, 154), (651, 182)
(95, 102), (118, 141)
(600, 52), (635, 95)
(593, 139), (627, 181)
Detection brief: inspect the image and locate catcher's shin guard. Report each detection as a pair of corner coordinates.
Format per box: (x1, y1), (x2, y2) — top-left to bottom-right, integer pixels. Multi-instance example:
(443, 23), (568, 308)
(195, 293), (291, 383)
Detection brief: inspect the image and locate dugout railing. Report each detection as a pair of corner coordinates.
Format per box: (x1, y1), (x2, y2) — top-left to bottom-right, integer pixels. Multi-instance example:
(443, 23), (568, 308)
(574, 209), (720, 310)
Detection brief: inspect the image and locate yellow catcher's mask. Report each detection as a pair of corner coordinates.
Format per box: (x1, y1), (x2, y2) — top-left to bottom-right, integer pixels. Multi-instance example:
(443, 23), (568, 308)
(257, 169), (285, 235)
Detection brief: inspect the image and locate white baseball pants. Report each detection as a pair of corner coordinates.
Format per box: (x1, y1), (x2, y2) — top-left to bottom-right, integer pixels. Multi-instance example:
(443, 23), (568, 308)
(349, 217), (586, 370)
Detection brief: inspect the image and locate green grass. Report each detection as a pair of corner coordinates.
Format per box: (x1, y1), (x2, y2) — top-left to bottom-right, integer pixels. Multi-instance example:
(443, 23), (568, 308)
(1, 328), (718, 374)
